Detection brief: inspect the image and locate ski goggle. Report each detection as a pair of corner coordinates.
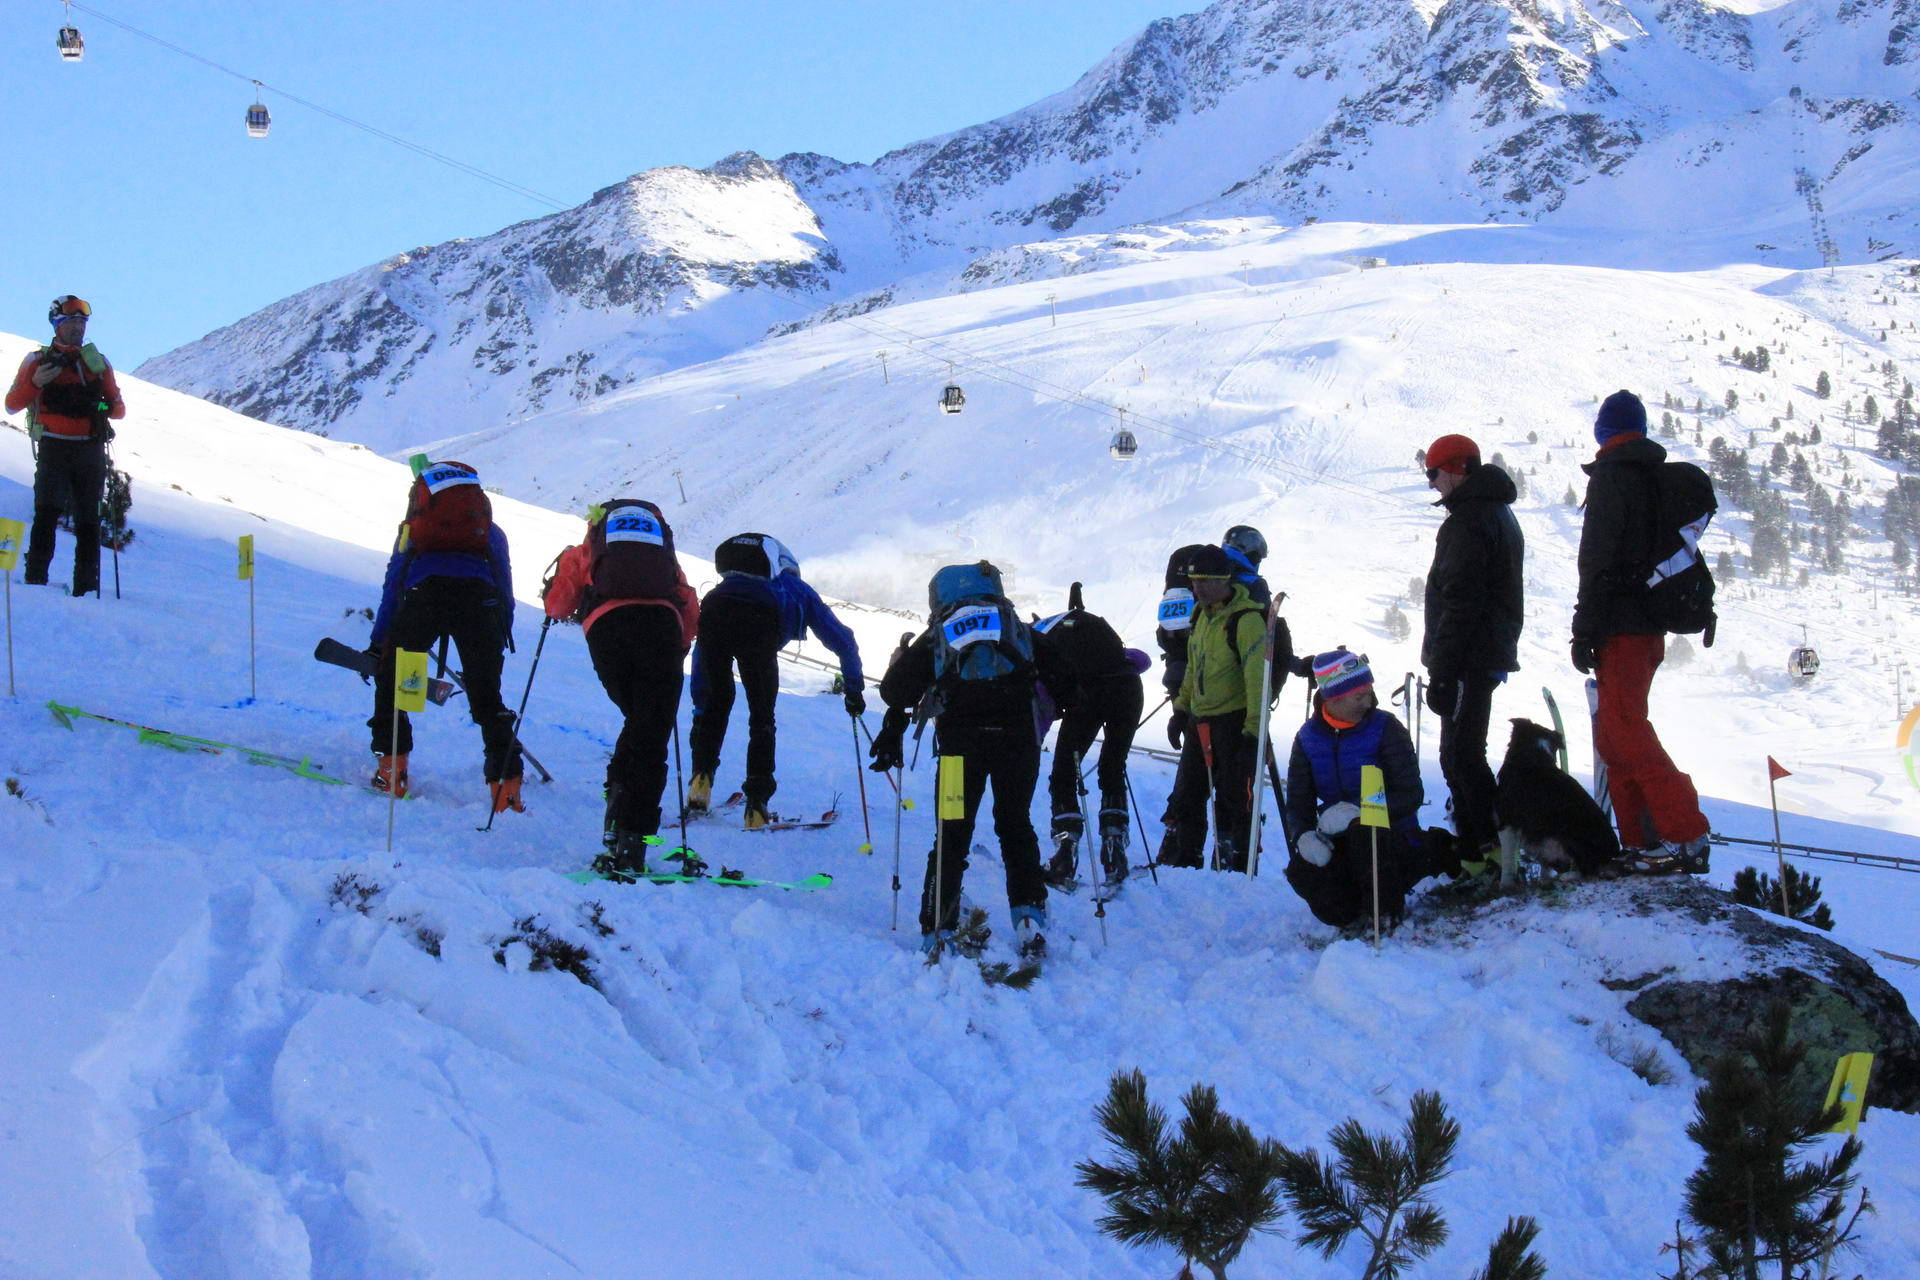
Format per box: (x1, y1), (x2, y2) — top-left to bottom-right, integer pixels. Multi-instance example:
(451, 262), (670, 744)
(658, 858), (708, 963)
(49, 295), (91, 324)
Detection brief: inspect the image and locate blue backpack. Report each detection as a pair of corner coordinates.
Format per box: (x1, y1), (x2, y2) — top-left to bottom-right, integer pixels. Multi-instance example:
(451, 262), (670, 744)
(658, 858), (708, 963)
(928, 562), (1034, 687)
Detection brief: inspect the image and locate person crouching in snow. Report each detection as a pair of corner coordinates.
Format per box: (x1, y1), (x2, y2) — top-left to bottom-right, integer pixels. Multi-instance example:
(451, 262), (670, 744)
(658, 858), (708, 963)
(1283, 650), (1427, 930)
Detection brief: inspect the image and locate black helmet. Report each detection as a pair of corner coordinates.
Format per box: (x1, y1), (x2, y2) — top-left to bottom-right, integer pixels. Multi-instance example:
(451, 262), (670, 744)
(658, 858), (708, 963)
(1182, 545), (1236, 579)
(1222, 525), (1266, 565)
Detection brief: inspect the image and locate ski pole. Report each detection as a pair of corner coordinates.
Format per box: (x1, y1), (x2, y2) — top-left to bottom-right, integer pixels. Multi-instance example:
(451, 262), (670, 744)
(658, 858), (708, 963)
(1136, 694), (1169, 732)
(1123, 773), (1158, 886)
(482, 615), (551, 833)
(1246, 599), (1280, 878)
(890, 763), (904, 931)
(672, 719), (688, 851)
(851, 715), (874, 854)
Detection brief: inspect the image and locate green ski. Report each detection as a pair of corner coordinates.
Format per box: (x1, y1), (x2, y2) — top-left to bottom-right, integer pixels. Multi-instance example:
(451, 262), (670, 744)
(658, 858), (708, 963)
(566, 867), (833, 891)
(47, 701), (350, 786)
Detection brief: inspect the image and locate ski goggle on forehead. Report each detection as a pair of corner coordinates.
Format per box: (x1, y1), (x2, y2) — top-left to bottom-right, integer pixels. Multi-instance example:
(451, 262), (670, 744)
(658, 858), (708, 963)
(50, 296), (91, 323)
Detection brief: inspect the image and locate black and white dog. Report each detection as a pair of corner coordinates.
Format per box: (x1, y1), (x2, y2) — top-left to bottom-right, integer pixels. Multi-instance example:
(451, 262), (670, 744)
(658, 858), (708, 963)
(1494, 719), (1619, 883)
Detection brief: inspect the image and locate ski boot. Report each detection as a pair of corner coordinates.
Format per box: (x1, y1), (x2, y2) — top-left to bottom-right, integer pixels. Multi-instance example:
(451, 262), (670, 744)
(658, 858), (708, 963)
(371, 752), (409, 798)
(488, 776), (525, 814)
(1044, 813), (1081, 887)
(743, 801), (770, 831)
(686, 772), (713, 815)
(1012, 904), (1047, 960)
(1666, 834), (1711, 875)
(1097, 808), (1130, 887)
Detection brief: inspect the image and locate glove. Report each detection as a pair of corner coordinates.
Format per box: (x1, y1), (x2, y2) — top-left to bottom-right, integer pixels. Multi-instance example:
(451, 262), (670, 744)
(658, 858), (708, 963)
(868, 711), (907, 773)
(1296, 830), (1333, 867)
(843, 687), (866, 717)
(1167, 708), (1188, 750)
(1319, 801), (1360, 835)
(30, 359), (63, 387)
(1571, 637), (1597, 675)
(1702, 617), (1716, 650)
(1424, 675), (1460, 718)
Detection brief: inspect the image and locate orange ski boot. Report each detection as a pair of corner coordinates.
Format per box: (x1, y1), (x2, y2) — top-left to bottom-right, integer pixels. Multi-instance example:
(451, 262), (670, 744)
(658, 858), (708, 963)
(489, 776), (526, 814)
(372, 753), (409, 798)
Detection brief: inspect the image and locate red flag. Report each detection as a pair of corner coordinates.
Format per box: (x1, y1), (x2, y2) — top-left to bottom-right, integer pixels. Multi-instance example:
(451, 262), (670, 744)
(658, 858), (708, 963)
(1768, 756), (1791, 781)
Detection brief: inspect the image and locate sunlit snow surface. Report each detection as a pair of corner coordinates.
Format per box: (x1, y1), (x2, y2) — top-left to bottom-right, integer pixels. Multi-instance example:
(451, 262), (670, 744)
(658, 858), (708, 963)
(3, 244), (1918, 1280)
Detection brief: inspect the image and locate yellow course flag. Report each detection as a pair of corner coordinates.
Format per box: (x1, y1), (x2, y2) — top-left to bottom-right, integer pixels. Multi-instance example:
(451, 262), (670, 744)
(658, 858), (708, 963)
(393, 649), (431, 713)
(938, 755), (967, 820)
(0, 517), (24, 572)
(1824, 1052), (1874, 1134)
(237, 534), (255, 581)
(1359, 764), (1389, 829)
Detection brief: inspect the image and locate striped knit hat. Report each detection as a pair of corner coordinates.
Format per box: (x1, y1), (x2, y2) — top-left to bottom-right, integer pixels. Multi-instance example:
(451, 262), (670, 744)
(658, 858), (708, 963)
(1312, 649), (1373, 701)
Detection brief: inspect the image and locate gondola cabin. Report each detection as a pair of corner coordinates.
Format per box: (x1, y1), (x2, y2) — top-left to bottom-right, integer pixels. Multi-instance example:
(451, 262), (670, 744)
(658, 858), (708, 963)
(939, 384), (965, 415)
(57, 25), (83, 61)
(1788, 646), (1820, 680)
(246, 100), (271, 138)
(1110, 429), (1138, 460)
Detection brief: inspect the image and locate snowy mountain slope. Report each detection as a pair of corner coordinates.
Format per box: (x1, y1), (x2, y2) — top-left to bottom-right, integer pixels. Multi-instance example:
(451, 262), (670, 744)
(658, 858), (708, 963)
(2, 406), (1918, 1279)
(407, 216), (1920, 841)
(140, 0), (1920, 443)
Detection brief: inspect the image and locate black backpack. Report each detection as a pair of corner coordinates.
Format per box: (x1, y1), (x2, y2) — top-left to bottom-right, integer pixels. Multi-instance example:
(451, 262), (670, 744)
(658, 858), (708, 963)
(588, 499), (679, 602)
(1642, 461), (1718, 639)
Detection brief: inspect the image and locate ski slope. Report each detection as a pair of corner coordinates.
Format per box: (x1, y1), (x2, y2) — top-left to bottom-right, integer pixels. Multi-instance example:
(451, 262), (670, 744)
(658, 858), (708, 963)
(2, 337), (1919, 1277)
(415, 216), (1920, 843)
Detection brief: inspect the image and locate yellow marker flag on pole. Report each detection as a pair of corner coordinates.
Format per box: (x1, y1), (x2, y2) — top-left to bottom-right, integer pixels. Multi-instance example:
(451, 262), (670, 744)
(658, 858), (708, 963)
(1359, 765), (1389, 829)
(394, 649), (430, 713)
(937, 755), (967, 820)
(1824, 1052), (1874, 1134)
(236, 534), (254, 580)
(0, 518), (23, 572)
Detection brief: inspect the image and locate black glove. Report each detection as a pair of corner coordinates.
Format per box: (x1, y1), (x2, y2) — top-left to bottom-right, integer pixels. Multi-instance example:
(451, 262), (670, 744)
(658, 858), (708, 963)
(843, 686), (866, 717)
(1571, 637), (1597, 675)
(1167, 708), (1188, 750)
(1424, 674), (1459, 718)
(1702, 616), (1716, 649)
(868, 710), (907, 773)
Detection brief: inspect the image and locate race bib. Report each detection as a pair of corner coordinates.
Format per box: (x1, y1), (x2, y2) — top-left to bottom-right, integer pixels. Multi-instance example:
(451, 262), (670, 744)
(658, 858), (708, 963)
(1158, 588), (1194, 632)
(606, 511), (665, 546)
(421, 465), (479, 494)
(942, 604), (1003, 650)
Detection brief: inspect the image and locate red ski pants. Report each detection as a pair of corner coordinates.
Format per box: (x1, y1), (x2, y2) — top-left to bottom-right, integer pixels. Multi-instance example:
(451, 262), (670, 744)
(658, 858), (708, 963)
(1594, 634), (1708, 848)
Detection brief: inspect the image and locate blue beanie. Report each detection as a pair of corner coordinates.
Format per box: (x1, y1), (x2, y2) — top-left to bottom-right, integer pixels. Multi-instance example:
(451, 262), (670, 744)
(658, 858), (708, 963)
(1594, 390), (1647, 446)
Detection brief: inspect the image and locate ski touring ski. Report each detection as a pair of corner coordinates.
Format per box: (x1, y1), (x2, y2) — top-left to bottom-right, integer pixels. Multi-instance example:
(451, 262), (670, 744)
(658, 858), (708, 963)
(1540, 687), (1571, 773)
(46, 701), (354, 788)
(566, 866), (833, 891)
(315, 637), (458, 705)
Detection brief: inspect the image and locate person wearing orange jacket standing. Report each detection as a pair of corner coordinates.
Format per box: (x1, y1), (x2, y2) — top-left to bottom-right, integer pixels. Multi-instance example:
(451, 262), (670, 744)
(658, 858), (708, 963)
(4, 296), (125, 595)
(543, 498), (698, 876)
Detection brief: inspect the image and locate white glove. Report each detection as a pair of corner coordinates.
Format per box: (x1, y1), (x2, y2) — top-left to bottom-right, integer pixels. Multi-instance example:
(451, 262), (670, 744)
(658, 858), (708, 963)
(31, 360), (62, 387)
(1296, 830), (1333, 867)
(1319, 801), (1361, 835)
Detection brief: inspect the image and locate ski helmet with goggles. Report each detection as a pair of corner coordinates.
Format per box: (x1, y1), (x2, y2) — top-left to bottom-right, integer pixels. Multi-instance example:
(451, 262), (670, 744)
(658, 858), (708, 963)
(49, 295), (91, 325)
(1222, 525), (1267, 566)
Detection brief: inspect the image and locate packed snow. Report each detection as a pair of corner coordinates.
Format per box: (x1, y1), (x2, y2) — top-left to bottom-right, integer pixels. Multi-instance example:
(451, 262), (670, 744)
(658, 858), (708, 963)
(3, 336), (1918, 1278)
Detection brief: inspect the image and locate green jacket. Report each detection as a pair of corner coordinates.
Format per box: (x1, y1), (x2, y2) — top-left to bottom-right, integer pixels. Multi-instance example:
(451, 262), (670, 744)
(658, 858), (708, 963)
(1174, 584), (1268, 736)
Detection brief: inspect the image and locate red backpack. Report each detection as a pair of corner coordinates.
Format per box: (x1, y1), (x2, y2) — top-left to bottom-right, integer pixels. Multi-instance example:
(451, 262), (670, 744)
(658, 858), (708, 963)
(587, 499), (678, 600)
(406, 461), (493, 554)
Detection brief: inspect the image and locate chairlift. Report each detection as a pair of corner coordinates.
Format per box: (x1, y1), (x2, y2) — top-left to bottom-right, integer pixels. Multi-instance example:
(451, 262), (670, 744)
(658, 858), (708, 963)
(57, 25), (83, 61)
(940, 384), (965, 415)
(246, 82), (270, 138)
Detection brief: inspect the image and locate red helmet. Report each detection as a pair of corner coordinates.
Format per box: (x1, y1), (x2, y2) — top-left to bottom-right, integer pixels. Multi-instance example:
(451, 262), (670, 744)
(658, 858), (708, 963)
(1424, 433), (1480, 476)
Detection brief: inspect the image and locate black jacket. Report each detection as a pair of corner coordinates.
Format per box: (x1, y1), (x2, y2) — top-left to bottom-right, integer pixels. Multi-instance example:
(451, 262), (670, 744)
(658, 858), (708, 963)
(879, 620), (1079, 736)
(1154, 543), (1209, 695)
(1574, 436), (1665, 640)
(1422, 464), (1524, 679)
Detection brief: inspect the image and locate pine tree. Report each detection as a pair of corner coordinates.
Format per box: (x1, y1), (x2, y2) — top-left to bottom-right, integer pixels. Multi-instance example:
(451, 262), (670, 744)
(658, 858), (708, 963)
(1384, 603), (1412, 642)
(1563, 485), (1578, 507)
(1679, 1002), (1868, 1280)
(1726, 388), (1740, 413)
(1814, 371), (1832, 400)
(1731, 865), (1834, 930)
(1076, 1069), (1289, 1280)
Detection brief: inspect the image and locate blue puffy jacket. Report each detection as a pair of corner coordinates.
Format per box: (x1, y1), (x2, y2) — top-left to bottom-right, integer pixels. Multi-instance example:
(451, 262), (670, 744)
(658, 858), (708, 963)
(1285, 708), (1422, 842)
(370, 524), (513, 648)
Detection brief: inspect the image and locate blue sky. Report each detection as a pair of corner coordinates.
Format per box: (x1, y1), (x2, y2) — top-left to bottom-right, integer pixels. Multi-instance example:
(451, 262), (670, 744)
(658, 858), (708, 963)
(1, 0), (1190, 367)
